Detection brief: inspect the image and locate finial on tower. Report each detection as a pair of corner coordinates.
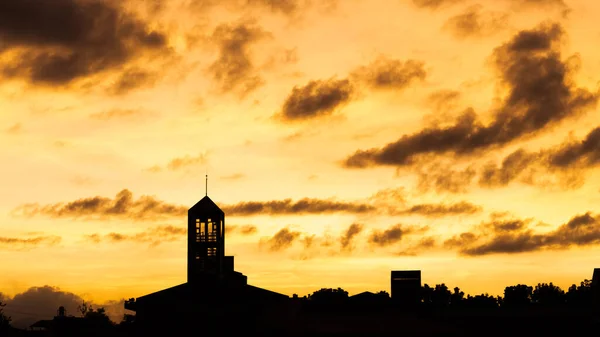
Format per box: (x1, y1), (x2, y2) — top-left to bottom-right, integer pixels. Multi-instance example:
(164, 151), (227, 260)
(205, 174), (208, 196)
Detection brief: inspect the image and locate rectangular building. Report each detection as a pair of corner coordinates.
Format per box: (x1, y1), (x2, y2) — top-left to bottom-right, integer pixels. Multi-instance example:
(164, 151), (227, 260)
(391, 270), (421, 307)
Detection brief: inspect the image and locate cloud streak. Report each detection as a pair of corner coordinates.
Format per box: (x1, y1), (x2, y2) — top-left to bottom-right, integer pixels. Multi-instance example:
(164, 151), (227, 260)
(444, 213), (600, 256)
(0, 234), (61, 250)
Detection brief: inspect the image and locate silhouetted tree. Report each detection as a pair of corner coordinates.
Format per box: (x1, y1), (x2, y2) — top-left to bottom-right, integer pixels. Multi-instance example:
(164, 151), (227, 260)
(308, 288), (349, 311)
(0, 301), (11, 332)
(566, 279), (593, 307)
(503, 284), (532, 307)
(421, 284), (433, 305)
(376, 291), (390, 298)
(450, 287), (465, 307)
(431, 284), (452, 308)
(532, 283), (565, 306)
(463, 294), (500, 309)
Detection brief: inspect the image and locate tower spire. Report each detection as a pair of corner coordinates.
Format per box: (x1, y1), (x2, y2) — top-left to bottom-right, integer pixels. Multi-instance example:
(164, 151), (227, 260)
(205, 174), (208, 196)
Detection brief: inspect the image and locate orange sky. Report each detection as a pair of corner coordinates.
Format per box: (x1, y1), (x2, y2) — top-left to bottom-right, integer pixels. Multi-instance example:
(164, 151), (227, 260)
(2, 0), (600, 310)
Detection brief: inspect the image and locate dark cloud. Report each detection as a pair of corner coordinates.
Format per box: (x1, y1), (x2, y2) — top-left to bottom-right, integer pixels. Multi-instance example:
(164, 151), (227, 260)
(412, 0), (464, 9)
(2, 286), (123, 329)
(146, 153), (208, 172)
(12, 189), (187, 221)
(351, 57), (426, 90)
(222, 198), (376, 216)
(0, 0), (167, 86)
(547, 127), (600, 168)
(343, 23), (598, 168)
(208, 20), (270, 97)
(397, 201), (482, 217)
(276, 78), (354, 122)
(0, 234), (61, 250)
(339, 223), (363, 251)
(369, 224), (426, 247)
(446, 212), (600, 255)
(264, 227), (302, 251)
(443, 5), (508, 39)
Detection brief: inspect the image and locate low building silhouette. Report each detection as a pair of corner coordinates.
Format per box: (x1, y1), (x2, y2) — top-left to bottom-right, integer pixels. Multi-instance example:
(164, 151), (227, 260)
(391, 270), (421, 308)
(124, 190), (291, 335)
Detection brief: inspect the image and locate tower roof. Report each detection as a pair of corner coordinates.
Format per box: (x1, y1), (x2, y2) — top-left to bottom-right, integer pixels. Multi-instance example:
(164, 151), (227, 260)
(189, 195), (224, 215)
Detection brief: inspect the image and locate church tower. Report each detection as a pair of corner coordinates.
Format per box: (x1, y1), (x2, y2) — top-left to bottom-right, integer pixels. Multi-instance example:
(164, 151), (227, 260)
(187, 194), (225, 283)
(187, 176), (242, 284)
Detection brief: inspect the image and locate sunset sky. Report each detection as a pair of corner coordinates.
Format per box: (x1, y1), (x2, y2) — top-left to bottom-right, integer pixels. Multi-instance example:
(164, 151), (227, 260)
(2, 0), (600, 324)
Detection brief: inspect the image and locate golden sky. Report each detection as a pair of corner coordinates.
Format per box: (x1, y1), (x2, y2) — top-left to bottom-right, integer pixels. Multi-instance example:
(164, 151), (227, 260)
(2, 0), (600, 314)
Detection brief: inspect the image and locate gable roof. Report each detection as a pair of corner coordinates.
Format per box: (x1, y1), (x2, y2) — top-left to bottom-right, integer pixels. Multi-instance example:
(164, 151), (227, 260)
(188, 196), (224, 216)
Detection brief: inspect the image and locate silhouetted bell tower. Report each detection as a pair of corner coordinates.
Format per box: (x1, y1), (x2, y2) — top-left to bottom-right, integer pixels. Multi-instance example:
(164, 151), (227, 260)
(187, 176), (226, 283)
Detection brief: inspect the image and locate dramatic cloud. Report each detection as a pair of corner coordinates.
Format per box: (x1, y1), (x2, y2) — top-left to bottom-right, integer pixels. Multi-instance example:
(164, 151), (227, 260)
(339, 223), (364, 251)
(146, 153), (208, 172)
(0, 0), (167, 85)
(264, 227), (302, 251)
(443, 5), (508, 39)
(276, 78), (354, 122)
(0, 234), (61, 250)
(396, 201), (482, 217)
(368, 224), (427, 247)
(2, 286), (123, 329)
(344, 23), (598, 168)
(351, 57), (426, 90)
(12, 189), (187, 221)
(444, 213), (600, 256)
(221, 197), (376, 216)
(208, 20), (270, 96)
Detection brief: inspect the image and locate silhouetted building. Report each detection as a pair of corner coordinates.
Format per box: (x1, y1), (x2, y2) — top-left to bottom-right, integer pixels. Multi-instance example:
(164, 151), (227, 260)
(391, 270), (421, 308)
(593, 268), (600, 314)
(349, 291), (390, 312)
(124, 188), (291, 335)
